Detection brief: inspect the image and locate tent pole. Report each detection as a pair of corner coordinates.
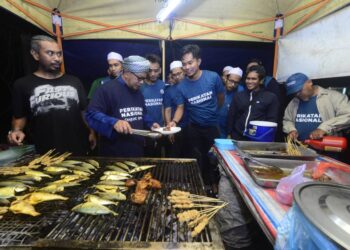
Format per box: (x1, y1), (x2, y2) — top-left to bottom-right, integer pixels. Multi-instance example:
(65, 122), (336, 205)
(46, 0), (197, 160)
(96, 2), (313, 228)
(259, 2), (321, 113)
(55, 23), (65, 73)
(273, 30), (281, 78)
(162, 40), (166, 82)
(273, 15), (283, 78)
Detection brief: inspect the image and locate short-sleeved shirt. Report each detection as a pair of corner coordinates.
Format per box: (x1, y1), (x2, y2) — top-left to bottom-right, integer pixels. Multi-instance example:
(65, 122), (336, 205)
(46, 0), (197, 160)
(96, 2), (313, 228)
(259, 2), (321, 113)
(177, 70), (224, 126)
(141, 79), (165, 126)
(295, 96), (322, 140)
(163, 83), (188, 127)
(12, 74), (89, 155)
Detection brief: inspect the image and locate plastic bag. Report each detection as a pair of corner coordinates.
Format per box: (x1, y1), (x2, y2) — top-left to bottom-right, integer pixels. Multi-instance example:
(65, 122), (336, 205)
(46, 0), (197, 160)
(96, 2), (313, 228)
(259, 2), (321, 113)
(276, 164), (308, 205)
(275, 205), (339, 250)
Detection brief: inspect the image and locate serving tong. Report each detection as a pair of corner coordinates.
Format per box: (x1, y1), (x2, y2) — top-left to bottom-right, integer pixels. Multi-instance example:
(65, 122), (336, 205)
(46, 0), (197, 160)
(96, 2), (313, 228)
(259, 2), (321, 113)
(132, 129), (162, 139)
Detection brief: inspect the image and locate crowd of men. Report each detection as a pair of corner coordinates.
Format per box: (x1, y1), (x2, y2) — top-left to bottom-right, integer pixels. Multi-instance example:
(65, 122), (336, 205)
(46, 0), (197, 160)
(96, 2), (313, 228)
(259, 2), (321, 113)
(7, 35), (350, 249)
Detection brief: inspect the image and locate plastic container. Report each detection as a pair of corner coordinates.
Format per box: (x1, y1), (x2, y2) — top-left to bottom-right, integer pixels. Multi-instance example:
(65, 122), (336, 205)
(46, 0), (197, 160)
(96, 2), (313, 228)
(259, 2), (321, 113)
(214, 139), (235, 150)
(245, 121), (277, 142)
(304, 136), (347, 152)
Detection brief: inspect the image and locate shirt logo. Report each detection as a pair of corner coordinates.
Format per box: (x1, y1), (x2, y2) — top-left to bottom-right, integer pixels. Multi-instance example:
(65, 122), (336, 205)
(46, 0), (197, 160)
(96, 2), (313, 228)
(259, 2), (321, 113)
(119, 107), (143, 122)
(188, 91), (213, 105)
(296, 113), (322, 123)
(145, 98), (163, 107)
(30, 84), (79, 116)
(160, 89), (164, 95)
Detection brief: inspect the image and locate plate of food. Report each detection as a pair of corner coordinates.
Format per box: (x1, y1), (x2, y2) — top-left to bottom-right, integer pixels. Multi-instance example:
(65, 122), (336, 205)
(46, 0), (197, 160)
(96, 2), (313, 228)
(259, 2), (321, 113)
(152, 126), (181, 135)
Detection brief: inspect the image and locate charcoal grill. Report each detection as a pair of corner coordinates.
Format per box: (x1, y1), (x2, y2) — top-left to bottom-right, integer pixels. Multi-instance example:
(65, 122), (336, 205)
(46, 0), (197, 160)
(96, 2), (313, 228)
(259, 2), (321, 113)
(0, 157), (224, 249)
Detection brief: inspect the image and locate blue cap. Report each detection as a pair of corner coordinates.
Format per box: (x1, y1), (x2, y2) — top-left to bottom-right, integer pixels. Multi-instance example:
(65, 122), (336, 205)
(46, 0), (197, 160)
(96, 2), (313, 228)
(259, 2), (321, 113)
(285, 73), (309, 96)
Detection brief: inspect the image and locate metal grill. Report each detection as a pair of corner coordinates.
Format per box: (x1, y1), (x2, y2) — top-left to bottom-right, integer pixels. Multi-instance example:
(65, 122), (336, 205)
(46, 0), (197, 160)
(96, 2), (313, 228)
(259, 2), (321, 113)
(0, 158), (223, 249)
(0, 205), (67, 247)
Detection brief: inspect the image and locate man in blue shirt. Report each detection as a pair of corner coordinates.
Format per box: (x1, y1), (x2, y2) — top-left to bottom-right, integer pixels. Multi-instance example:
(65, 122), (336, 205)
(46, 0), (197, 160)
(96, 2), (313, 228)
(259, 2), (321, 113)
(284, 73), (350, 141)
(85, 56), (160, 157)
(174, 44), (225, 187)
(163, 60), (187, 157)
(218, 67), (244, 138)
(141, 54), (165, 157)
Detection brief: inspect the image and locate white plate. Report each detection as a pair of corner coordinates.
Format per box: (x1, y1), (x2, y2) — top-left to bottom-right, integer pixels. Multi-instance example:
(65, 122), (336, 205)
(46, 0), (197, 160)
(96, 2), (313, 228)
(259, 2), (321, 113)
(152, 127), (181, 135)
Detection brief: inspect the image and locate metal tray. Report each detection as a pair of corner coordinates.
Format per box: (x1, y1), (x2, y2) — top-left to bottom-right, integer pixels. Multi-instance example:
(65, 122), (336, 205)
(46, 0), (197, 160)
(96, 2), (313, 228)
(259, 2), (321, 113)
(236, 141), (318, 161)
(243, 157), (317, 188)
(294, 182), (350, 249)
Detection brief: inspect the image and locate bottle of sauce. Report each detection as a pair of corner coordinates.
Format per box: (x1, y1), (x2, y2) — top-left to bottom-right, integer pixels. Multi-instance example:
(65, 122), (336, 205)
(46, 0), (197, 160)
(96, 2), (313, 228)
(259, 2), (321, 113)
(304, 136), (347, 152)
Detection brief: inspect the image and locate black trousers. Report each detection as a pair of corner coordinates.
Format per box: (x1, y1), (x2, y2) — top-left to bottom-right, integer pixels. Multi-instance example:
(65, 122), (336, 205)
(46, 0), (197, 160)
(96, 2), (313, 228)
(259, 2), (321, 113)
(188, 123), (220, 185)
(165, 127), (191, 158)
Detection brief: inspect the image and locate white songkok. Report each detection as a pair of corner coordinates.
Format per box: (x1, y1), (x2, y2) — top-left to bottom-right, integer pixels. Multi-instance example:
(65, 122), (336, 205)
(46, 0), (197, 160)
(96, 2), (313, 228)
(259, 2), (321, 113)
(227, 67), (243, 77)
(223, 66), (234, 73)
(122, 55), (150, 73)
(107, 52), (123, 62)
(170, 60), (182, 71)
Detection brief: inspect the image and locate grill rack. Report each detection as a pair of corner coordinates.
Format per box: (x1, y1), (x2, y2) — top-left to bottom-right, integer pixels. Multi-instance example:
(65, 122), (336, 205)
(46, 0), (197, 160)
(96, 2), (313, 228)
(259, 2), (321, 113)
(0, 158), (224, 249)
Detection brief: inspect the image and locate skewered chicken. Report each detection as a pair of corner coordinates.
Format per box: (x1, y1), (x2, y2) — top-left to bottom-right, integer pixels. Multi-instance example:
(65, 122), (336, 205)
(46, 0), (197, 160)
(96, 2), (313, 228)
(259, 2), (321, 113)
(177, 209), (200, 222)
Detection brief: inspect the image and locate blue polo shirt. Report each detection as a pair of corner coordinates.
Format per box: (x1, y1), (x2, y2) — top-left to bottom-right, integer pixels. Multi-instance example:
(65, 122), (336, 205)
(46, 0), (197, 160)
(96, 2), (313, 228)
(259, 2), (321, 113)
(177, 70), (224, 126)
(295, 96), (322, 140)
(141, 79), (165, 126)
(218, 85), (244, 138)
(163, 83), (188, 127)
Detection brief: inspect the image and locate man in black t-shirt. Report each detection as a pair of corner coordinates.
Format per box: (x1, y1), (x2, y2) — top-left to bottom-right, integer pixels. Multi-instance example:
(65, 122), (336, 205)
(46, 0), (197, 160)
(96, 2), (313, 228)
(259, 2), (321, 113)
(8, 35), (95, 155)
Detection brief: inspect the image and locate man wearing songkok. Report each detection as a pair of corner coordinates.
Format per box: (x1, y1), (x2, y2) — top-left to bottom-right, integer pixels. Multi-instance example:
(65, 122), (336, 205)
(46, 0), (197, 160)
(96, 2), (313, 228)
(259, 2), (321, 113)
(140, 54), (165, 157)
(8, 35), (95, 155)
(283, 72), (350, 141)
(221, 65), (234, 84)
(88, 52), (123, 99)
(174, 44), (225, 188)
(86, 56), (160, 157)
(163, 60), (188, 157)
(218, 67), (244, 138)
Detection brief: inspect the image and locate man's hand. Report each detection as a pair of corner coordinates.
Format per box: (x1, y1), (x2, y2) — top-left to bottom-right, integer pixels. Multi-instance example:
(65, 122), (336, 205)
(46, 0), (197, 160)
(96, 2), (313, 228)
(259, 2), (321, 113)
(288, 130), (299, 140)
(8, 130), (25, 145)
(167, 121), (177, 128)
(151, 123), (160, 129)
(88, 130), (97, 150)
(310, 129), (326, 140)
(114, 120), (132, 134)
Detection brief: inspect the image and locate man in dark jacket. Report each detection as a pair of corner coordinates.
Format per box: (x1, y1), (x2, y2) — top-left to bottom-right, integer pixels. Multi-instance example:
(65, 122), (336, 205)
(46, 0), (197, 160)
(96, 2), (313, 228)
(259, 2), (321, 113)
(246, 58), (286, 141)
(227, 65), (279, 140)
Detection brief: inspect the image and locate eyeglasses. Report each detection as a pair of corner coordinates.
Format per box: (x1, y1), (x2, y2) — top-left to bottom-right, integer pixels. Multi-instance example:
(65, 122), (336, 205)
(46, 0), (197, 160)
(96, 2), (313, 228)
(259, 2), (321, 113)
(172, 72), (183, 78)
(130, 71), (146, 82)
(226, 79), (240, 85)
